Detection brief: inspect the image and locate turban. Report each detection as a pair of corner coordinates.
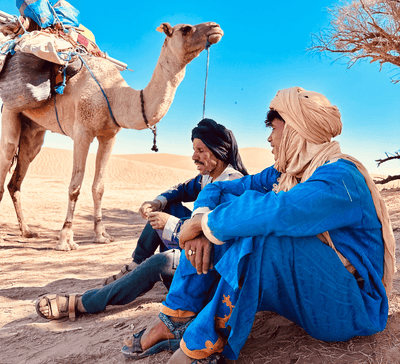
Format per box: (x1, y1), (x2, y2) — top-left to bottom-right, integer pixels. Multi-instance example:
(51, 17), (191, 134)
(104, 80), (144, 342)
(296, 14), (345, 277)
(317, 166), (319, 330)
(191, 118), (248, 176)
(268, 86), (395, 297)
(269, 86), (342, 144)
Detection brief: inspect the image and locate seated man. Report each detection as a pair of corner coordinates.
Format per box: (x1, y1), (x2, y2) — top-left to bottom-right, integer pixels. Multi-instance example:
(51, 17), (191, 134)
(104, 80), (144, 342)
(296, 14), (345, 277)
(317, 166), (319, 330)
(103, 117), (247, 286)
(35, 118), (248, 322)
(121, 87), (395, 364)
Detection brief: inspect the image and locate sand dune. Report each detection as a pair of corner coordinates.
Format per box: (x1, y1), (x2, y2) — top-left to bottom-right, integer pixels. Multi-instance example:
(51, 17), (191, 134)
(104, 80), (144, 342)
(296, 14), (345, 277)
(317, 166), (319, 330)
(114, 147), (274, 175)
(25, 147), (399, 190)
(27, 147), (274, 184)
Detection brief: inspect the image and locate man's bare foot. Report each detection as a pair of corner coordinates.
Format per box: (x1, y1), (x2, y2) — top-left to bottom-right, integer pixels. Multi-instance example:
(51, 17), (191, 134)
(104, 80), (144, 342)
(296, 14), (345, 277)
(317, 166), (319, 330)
(123, 316), (191, 351)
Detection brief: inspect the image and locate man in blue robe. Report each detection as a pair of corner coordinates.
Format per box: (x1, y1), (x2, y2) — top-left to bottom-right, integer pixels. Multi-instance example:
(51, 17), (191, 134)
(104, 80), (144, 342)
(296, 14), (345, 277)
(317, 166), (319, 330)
(122, 87), (395, 364)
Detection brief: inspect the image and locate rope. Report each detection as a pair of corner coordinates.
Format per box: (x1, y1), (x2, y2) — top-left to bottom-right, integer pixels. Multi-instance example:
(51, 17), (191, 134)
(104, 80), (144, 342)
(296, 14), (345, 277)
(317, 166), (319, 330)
(76, 53), (121, 128)
(53, 53), (121, 135)
(45, 0), (67, 33)
(14, 15), (27, 34)
(202, 40), (211, 119)
(140, 90), (158, 152)
(54, 94), (66, 135)
(0, 39), (18, 56)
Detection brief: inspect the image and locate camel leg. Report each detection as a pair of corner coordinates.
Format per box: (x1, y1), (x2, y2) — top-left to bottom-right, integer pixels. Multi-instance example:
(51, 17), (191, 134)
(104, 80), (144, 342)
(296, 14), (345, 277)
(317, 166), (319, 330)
(0, 108), (21, 202)
(7, 119), (46, 238)
(55, 135), (92, 251)
(92, 135), (116, 243)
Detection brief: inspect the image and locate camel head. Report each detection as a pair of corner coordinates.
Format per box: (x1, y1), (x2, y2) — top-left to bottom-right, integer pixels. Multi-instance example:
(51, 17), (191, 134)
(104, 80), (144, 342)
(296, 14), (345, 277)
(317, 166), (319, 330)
(157, 22), (224, 66)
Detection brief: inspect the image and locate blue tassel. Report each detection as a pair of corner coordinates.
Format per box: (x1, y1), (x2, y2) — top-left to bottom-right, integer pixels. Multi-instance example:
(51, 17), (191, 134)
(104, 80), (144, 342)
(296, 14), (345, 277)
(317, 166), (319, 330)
(55, 67), (67, 94)
(55, 83), (65, 94)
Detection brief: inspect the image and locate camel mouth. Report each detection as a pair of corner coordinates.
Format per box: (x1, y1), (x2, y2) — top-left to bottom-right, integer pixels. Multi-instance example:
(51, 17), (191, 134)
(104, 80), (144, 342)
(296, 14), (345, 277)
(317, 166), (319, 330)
(207, 28), (224, 45)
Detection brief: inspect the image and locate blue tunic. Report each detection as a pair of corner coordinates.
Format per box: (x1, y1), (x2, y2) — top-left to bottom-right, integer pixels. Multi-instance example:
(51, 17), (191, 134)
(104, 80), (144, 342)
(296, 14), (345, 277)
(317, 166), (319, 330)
(163, 159), (388, 360)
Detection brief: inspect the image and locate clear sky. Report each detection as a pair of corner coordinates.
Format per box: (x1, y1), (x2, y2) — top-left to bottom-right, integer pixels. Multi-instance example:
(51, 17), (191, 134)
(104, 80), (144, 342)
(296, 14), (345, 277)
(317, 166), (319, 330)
(1, 0), (399, 175)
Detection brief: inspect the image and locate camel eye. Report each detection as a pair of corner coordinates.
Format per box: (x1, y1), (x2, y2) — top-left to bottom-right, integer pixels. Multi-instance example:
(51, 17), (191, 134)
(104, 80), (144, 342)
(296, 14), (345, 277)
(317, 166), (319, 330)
(181, 25), (193, 36)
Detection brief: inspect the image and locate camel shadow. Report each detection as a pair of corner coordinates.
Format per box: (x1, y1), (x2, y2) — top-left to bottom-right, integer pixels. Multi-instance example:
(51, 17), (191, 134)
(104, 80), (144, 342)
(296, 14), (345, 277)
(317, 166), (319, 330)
(0, 207), (147, 249)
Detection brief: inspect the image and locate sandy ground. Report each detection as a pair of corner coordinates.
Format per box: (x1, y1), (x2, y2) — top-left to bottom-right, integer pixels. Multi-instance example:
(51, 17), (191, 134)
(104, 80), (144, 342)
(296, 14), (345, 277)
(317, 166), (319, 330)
(1, 147), (400, 364)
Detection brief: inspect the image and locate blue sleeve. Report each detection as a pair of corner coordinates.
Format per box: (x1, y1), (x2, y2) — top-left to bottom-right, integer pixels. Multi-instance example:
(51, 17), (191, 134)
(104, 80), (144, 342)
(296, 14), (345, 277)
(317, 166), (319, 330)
(206, 162), (366, 242)
(161, 175), (202, 204)
(194, 166), (280, 211)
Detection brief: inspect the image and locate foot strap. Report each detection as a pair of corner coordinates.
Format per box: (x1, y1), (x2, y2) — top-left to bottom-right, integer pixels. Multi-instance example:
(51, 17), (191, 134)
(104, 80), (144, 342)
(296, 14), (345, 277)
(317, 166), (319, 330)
(69, 294), (76, 321)
(158, 312), (195, 339)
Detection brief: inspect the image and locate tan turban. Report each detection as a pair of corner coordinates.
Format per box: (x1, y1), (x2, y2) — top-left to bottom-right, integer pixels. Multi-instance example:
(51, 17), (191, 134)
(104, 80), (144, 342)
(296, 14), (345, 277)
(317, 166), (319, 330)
(269, 86), (396, 297)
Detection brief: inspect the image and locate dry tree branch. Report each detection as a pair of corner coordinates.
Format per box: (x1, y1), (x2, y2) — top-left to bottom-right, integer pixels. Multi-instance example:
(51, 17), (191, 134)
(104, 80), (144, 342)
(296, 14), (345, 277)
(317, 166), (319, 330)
(374, 174), (400, 184)
(309, 0), (400, 81)
(376, 151), (400, 166)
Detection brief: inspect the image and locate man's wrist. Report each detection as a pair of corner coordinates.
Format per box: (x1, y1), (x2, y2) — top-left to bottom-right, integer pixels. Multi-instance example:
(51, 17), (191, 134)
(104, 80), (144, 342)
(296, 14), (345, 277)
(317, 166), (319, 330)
(201, 212), (225, 245)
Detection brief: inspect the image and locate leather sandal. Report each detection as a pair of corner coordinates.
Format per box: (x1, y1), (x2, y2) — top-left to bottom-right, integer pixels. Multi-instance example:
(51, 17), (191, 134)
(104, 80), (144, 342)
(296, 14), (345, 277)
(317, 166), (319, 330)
(191, 354), (226, 363)
(102, 261), (138, 286)
(35, 293), (81, 321)
(121, 312), (195, 359)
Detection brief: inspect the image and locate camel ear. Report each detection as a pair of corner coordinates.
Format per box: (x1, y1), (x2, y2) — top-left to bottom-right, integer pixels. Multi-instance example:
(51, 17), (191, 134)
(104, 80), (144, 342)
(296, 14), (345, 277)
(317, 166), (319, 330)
(156, 23), (174, 37)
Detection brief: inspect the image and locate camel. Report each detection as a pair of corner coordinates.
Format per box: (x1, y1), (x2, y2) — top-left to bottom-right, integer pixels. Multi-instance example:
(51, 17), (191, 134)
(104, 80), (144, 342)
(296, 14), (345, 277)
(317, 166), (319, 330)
(0, 21), (224, 251)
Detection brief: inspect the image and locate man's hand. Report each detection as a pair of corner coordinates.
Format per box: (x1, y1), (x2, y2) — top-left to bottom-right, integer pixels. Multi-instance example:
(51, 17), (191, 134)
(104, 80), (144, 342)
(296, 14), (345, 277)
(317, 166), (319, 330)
(148, 212), (170, 230)
(179, 214), (203, 249)
(139, 200), (162, 219)
(184, 234), (213, 275)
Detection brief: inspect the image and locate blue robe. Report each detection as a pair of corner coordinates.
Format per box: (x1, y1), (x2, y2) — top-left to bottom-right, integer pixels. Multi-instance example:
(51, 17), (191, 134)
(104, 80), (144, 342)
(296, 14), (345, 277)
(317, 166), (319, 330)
(162, 159), (388, 360)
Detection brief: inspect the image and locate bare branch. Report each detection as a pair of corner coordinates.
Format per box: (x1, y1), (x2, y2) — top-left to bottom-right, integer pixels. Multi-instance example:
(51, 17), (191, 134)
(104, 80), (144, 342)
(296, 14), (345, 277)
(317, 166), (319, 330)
(374, 174), (400, 184)
(376, 151), (400, 166)
(309, 0), (400, 81)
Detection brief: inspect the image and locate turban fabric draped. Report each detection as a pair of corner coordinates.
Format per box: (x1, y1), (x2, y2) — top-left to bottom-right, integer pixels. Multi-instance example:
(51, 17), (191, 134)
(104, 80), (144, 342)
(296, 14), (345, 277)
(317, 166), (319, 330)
(191, 118), (248, 176)
(269, 86), (395, 297)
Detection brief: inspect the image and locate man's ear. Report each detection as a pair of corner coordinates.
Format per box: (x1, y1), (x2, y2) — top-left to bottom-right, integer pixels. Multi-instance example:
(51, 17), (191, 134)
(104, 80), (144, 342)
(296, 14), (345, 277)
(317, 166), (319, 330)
(156, 23), (174, 37)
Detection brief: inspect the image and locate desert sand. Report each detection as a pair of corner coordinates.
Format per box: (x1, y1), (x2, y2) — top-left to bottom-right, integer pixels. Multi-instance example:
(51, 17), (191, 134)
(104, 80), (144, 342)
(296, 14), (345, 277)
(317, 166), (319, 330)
(1, 147), (400, 364)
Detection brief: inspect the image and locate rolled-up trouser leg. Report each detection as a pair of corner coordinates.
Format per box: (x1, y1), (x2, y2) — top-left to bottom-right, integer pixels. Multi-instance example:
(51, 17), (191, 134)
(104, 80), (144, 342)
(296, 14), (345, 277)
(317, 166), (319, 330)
(82, 249), (180, 314)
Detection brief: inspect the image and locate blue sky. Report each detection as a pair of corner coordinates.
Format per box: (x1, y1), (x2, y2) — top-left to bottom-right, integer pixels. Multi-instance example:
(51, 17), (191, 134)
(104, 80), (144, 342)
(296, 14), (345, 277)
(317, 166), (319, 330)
(1, 0), (399, 174)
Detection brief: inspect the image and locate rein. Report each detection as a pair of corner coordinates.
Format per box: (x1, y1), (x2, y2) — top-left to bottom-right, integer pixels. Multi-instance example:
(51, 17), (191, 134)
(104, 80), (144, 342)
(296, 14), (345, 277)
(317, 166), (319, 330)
(140, 90), (158, 152)
(202, 39), (211, 119)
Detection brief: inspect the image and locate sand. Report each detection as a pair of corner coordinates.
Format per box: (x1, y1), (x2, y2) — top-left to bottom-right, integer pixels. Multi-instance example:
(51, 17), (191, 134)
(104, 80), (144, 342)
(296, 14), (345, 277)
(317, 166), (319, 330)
(1, 147), (400, 364)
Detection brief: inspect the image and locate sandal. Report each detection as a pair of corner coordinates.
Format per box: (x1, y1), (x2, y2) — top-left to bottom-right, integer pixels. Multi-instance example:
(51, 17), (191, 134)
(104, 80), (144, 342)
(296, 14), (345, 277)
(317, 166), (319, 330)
(168, 348), (226, 364)
(102, 261), (138, 286)
(121, 312), (195, 359)
(192, 354), (226, 364)
(35, 294), (81, 321)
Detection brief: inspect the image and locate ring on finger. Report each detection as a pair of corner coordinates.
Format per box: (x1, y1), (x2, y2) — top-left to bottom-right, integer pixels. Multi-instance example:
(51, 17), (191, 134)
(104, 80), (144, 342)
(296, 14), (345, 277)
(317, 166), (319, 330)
(188, 249), (196, 256)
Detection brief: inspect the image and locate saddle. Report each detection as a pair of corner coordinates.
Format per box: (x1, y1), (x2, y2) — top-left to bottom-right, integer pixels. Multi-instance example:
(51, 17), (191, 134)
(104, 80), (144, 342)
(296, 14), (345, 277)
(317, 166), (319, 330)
(0, 15), (101, 112)
(0, 50), (83, 112)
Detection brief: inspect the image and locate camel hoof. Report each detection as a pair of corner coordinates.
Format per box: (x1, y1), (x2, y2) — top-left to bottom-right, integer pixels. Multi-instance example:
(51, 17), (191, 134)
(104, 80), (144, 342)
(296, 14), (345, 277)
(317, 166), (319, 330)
(93, 237), (110, 244)
(21, 230), (38, 238)
(54, 241), (80, 251)
(102, 231), (114, 242)
(54, 244), (71, 251)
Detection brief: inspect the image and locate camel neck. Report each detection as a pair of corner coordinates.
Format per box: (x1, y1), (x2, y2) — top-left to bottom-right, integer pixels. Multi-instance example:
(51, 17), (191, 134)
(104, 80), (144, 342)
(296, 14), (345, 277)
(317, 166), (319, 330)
(109, 45), (187, 130)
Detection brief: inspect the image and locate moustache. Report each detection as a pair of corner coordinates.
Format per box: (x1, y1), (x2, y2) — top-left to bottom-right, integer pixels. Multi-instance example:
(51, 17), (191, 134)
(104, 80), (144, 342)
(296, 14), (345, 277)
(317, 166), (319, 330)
(194, 160), (204, 165)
